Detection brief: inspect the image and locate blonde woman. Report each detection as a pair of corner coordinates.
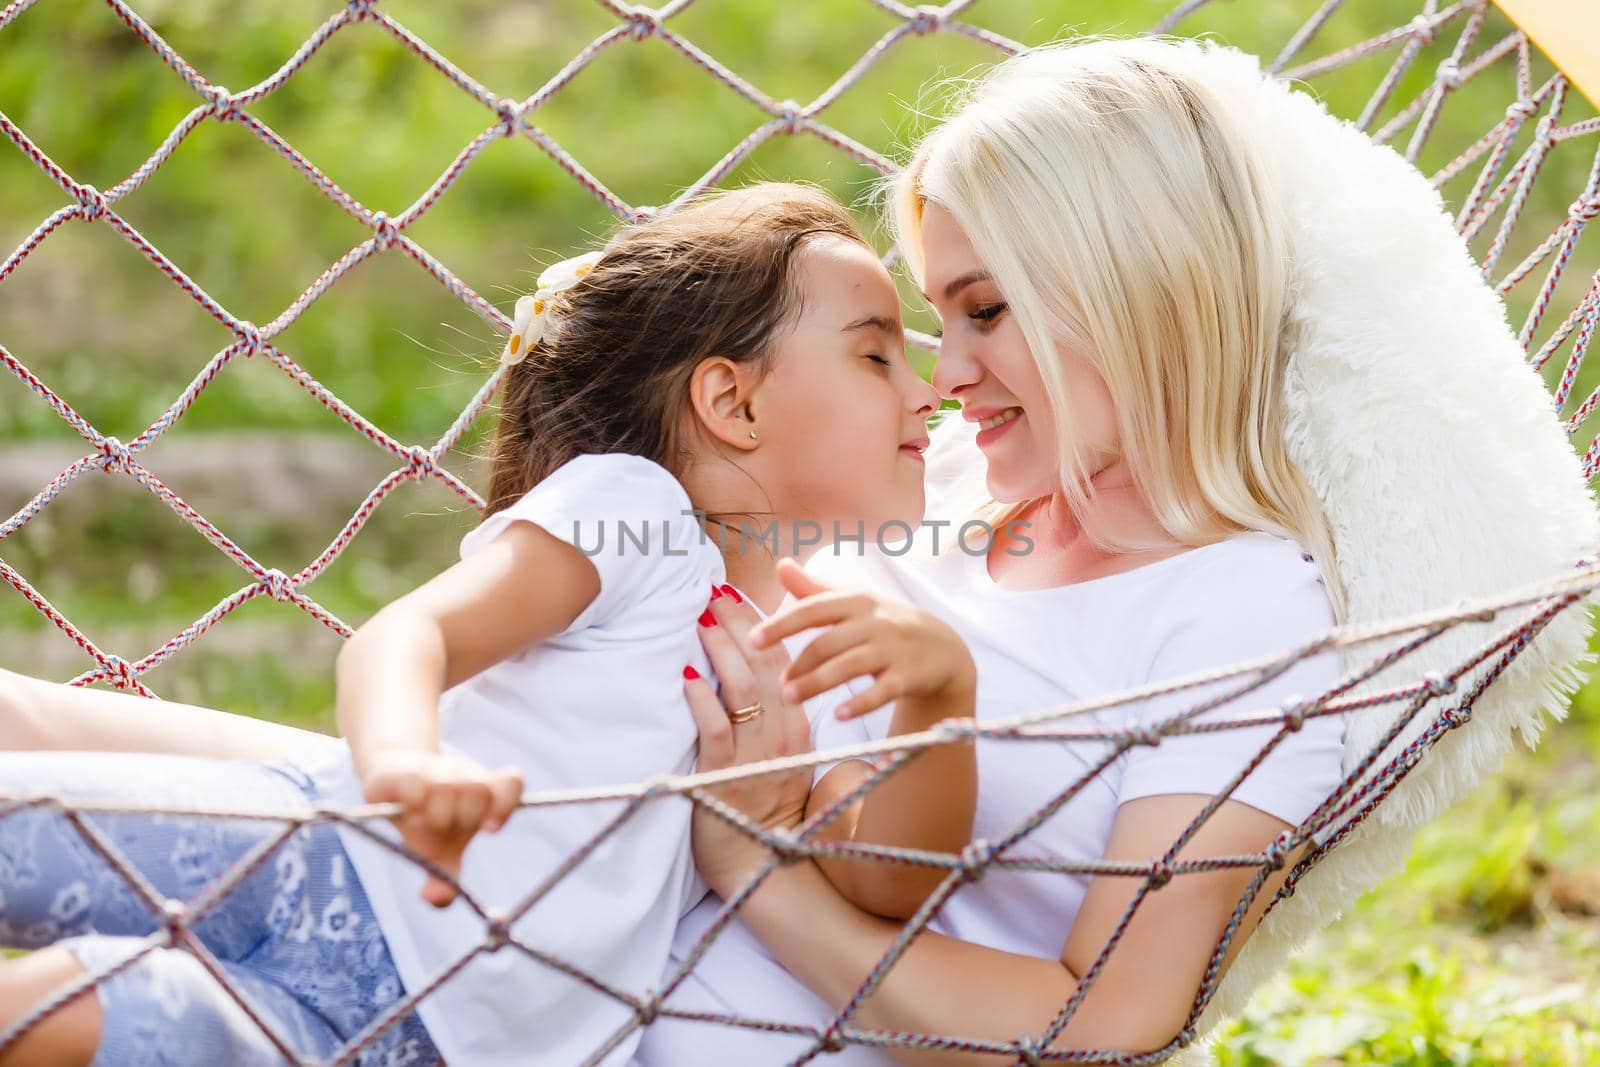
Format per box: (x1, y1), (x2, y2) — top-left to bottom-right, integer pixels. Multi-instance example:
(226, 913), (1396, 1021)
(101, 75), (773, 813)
(0, 37), (1348, 1065)
(639, 36), (1355, 1064)
(7, 33), (1574, 1065)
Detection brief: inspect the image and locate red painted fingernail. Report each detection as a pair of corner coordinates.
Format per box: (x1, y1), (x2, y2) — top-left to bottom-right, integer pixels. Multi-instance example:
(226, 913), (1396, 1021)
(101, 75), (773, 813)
(709, 583), (724, 600)
(683, 665), (700, 680)
(698, 608), (718, 627)
(720, 584), (743, 604)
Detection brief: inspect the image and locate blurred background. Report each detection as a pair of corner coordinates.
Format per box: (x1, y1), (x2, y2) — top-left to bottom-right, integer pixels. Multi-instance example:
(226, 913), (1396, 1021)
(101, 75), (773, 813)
(1, 1), (1596, 1061)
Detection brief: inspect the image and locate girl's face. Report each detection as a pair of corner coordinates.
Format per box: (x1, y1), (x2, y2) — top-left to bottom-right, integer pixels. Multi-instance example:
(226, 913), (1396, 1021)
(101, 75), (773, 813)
(755, 235), (939, 537)
(918, 200), (1118, 502)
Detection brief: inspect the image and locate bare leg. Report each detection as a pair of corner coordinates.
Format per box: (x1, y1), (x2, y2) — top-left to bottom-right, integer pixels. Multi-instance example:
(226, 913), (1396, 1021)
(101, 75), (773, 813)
(0, 666), (334, 761)
(0, 948), (100, 1067)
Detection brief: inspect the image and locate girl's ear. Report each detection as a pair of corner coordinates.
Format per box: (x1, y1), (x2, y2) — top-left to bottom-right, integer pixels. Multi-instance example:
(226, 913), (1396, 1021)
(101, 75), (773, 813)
(689, 357), (762, 452)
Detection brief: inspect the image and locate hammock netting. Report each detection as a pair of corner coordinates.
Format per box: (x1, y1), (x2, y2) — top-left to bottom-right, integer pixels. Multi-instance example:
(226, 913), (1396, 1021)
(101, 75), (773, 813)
(1, 0), (1598, 1064)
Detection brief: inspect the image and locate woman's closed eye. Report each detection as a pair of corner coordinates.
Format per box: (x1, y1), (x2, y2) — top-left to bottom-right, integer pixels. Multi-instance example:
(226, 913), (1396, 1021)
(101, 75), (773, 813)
(866, 353), (892, 367)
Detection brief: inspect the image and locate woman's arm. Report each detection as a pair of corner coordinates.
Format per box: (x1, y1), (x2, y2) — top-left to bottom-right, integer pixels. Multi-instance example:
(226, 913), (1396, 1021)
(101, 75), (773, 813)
(704, 790), (1301, 1065)
(727, 794), (1303, 1064)
(685, 607), (1306, 1065)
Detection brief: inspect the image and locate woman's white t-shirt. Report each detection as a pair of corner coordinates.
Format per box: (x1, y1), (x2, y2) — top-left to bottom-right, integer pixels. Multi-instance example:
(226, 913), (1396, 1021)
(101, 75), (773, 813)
(292, 452), (725, 1067)
(634, 511), (1344, 1064)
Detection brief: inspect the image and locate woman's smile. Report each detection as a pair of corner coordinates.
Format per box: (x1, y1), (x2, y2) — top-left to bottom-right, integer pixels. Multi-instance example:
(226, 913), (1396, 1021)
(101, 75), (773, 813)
(970, 405), (1023, 447)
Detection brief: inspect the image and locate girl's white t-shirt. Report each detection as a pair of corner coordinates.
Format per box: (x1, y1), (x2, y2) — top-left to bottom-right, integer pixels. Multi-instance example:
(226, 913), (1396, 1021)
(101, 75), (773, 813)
(292, 452), (725, 1067)
(634, 492), (1344, 1064)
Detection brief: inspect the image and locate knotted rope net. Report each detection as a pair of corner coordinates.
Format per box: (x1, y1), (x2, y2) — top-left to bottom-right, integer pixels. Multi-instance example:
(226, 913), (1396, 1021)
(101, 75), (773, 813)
(2, 0), (1598, 1064)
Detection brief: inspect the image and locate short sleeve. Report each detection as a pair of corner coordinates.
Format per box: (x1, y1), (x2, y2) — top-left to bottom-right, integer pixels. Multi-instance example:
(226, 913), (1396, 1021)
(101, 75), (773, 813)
(807, 691), (884, 787)
(459, 452), (708, 636)
(1116, 544), (1346, 830)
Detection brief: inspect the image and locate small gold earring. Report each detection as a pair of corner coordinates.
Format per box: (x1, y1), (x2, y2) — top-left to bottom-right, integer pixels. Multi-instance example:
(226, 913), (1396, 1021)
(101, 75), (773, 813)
(748, 431), (758, 440)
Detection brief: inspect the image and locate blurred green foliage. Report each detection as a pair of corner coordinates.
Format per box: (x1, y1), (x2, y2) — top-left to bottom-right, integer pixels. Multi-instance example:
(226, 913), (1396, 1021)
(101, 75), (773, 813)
(1211, 673), (1600, 1066)
(2, 2), (1597, 1064)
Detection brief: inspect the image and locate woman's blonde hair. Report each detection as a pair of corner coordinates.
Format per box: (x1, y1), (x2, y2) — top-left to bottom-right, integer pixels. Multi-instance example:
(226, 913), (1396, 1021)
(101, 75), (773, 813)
(889, 36), (1346, 622)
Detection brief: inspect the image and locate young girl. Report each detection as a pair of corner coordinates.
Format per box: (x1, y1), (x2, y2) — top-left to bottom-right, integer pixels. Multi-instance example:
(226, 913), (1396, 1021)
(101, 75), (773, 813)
(0, 183), (978, 1067)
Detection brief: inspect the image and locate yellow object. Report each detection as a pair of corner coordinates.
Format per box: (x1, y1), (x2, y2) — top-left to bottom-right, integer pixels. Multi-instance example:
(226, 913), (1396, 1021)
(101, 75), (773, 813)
(1492, 0), (1600, 109)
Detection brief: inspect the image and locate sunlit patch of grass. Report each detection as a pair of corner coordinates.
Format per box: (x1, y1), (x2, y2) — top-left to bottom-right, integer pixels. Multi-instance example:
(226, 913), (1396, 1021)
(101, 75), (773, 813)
(1208, 667), (1600, 1066)
(1211, 928), (1599, 1066)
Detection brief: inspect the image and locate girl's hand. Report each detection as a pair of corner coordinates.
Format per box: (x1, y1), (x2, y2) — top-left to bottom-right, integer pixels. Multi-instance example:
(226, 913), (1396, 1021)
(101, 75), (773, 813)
(749, 557), (977, 722)
(682, 583), (814, 898)
(360, 749), (524, 908)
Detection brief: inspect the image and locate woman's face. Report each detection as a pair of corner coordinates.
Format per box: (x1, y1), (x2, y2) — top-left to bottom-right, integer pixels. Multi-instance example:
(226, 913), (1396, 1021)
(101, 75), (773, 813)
(754, 234), (940, 537)
(918, 200), (1118, 502)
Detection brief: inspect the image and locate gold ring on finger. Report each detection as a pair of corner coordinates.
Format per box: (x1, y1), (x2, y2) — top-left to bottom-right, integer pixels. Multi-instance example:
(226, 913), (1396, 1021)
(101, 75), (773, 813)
(727, 702), (764, 725)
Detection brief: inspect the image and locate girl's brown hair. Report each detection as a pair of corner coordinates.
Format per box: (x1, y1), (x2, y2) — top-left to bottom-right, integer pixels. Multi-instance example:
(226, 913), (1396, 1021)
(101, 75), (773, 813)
(484, 182), (867, 516)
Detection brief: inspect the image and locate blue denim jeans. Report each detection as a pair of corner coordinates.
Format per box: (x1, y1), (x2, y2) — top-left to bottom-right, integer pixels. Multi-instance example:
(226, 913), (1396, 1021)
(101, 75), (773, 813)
(0, 752), (440, 1066)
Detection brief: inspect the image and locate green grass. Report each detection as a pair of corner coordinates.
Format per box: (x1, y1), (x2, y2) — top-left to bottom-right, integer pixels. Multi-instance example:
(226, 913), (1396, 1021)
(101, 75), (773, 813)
(3, 2), (1599, 1063)
(1209, 681), (1600, 1066)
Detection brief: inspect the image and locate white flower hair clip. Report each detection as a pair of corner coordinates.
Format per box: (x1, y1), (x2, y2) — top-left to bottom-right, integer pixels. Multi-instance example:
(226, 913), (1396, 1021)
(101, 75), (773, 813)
(500, 249), (604, 367)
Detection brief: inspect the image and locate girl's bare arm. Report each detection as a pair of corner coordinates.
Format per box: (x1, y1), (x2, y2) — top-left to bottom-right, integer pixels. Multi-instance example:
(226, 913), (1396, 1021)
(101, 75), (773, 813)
(736, 560), (979, 921)
(0, 517), (598, 777)
(0, 666), (332, 759)
(333, 518), (598, 780)
(803, 695), (976, 921)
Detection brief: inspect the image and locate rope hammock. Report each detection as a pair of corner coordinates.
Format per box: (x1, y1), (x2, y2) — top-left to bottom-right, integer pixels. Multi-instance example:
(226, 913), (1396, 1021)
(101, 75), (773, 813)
(2, 1), (1599, 1064)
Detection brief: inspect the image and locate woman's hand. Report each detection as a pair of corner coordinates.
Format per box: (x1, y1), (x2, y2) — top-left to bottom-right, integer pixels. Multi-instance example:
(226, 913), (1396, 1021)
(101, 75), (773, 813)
(360, 749), (524, 908)
(681, 581), (815, 899)
(750, 557), (977, 723)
